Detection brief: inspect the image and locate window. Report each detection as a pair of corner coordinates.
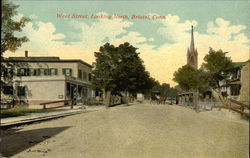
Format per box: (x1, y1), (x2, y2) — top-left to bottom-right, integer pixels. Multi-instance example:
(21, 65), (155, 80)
(63, 68), (72, 76)
(230, 85), (241, 96)
(50, 68), (58, 75)
(33, 69), (41, 76)
(17, 69), (23, 76)
(17, 68), (30, 76)
(78, 70), (82, 79)
(44, 69), (51, 76)
(3, 86), (13, 95)
(30, 69), (34, 76)
(3, 68), (13, 78)
(17, 86), (26, 97)
(40, 69), (45, 76)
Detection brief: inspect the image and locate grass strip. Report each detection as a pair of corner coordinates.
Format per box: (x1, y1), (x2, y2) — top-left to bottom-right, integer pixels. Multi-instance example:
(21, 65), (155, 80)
(0, 107), (64, 119)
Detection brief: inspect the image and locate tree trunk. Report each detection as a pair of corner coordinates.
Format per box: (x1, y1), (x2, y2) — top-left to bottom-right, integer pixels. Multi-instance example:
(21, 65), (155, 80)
(215, 89), (227, 106)
(193, 91), (199, 111)
(104, 90), (111, 108)
(214, 81), (227, 106)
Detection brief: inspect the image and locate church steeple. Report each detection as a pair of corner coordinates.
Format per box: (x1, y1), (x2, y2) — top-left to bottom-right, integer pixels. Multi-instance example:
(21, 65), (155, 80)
(187, 25), (198, 69)
(190, 25), (194, 53)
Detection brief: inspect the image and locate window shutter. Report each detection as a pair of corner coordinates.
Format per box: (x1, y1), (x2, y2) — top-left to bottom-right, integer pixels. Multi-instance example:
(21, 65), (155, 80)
(70, 69), (72, 76)
(38, 69), (41, 76)
(63, 69), (66, 75)
(17, 69), (21, 76)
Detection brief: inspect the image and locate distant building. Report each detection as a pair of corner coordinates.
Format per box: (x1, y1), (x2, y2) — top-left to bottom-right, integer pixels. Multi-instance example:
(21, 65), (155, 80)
(1, 51), (93, 108)
(220, 60), (250, 105)
(187, 25), (198, 70)
(240, 60), (250, 105)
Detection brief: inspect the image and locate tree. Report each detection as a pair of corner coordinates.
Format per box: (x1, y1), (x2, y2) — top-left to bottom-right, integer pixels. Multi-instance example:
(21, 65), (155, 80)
(92, 42), (154, 97)
(1, 0), (30, 87)
(92, 43), (118, 92)
(151, 82), (178, 99)
(1, 0), (30, 54)
(202, 48), (234, 105)
(173, 65), (208, 91)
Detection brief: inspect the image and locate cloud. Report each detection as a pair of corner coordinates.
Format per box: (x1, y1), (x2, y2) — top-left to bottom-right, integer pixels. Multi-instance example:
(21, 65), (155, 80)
(5, 21), (67, 58)
(69, 13), (133, 48)
(156, 14), (198, 44)
(5, 13), (137, 65)
(110, 32), (147, 46)
(5, 14), (249, 87)
(207, 18), (246, 41)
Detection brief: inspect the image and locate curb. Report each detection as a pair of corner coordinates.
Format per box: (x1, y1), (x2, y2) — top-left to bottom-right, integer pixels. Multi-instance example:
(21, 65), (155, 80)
(0, 110), (85, 129)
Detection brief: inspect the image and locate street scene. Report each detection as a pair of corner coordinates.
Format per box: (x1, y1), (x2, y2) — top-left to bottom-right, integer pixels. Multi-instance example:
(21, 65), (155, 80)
(1, 0), (249, 157)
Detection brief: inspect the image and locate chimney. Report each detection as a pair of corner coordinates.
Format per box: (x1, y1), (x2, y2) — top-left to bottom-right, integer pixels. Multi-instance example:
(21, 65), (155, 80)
(25, 50), (28, 57)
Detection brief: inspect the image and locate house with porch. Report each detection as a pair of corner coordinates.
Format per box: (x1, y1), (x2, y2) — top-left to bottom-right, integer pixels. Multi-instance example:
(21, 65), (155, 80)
(220, 60), (250, 105)
(1, 51), (93, 108)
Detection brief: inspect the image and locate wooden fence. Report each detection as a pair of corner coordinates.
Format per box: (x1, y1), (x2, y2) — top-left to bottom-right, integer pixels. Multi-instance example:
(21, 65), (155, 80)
(212, 99), (249, 118)
(40, 100), (73, 109)
(228, 99), (249, 117)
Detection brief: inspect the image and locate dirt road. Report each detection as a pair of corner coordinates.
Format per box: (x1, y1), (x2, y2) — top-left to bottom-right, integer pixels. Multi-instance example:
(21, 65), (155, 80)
(0, 103), (249, 158)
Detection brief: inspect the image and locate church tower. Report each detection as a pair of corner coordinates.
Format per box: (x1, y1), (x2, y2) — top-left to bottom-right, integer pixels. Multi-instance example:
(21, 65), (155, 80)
(187, 25), (198, 69)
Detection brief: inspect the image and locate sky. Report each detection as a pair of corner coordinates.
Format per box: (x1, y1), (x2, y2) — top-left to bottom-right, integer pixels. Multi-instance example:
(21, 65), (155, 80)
(5, 0), (250, 86)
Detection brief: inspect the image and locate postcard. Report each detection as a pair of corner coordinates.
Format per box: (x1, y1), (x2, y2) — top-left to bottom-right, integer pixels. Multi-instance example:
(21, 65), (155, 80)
(1, 0), (249, 157)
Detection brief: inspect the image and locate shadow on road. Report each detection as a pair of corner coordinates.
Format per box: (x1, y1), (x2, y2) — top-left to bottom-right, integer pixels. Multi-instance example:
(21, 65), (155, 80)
(0, 126), (71, 157)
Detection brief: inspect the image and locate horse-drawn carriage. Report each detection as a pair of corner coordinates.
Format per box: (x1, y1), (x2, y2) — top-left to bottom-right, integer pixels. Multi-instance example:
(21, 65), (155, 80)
(150, 91), (167, 104)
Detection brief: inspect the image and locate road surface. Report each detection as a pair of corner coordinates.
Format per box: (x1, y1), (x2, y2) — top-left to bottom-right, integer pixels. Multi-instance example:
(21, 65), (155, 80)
(0, 103), (249, 158)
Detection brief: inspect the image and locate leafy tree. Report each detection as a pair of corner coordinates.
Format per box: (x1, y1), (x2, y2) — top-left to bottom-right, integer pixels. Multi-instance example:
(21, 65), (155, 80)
(173, 65), (208, 91)
(202, 48), (234, 105)
(1, 0), (30, 88)
(1, 0), (30, 54)
(92, 43), (118, 92)
(114, 43), (154, 94)
(92, 42), (154, 97)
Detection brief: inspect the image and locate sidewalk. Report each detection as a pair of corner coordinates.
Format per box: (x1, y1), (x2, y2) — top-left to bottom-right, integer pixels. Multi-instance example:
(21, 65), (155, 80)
(0, 105), (119, 128)
(0, 106), (87, 128)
